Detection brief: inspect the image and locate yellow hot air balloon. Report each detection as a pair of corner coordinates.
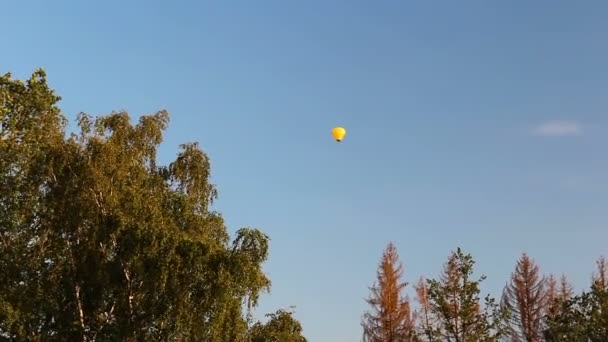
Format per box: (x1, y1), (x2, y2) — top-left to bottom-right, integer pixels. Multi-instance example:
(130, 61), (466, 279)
(332, 126), (346, 142)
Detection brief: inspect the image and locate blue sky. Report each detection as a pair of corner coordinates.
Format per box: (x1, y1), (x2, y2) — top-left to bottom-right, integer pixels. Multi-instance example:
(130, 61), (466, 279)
(2, 1), (608, 340)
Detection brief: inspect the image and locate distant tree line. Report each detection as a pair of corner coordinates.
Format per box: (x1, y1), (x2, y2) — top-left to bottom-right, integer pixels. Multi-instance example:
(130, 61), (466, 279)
(0, 69), (306, 341)
(362, 243), (607, 341)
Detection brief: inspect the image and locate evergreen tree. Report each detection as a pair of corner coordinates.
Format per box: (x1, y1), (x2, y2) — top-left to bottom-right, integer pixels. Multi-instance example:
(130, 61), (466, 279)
(362, 242), (417, 342)
(592, 256), (607, 291)
(414, 277), (440, 341)
(501, 253), (547, 341)
(544, 258), (608, 341)
(426, 248), (507, 342)
(543, 275), (559, 323)
(557, 275), (574, 301)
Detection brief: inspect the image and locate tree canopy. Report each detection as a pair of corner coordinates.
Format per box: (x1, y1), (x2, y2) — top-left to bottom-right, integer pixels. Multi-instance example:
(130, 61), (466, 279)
(424, 248), (508, 342)
(543, 257), (608, 341)
(249, 309), (307, 342)
(0, 69), (306, 341)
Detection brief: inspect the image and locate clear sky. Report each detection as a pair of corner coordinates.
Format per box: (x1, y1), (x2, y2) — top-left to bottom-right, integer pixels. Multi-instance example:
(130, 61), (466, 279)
(2, 1), (608, 340)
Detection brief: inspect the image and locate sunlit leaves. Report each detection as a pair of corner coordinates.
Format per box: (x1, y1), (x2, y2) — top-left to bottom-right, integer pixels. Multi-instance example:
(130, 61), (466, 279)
(0, 69), (286, 341)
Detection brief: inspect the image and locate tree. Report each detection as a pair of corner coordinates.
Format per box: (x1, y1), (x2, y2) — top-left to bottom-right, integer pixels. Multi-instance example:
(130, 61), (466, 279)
(592, 256), (607, 291)
(0, 69), (303, 340)
(414, 277), (440, 341)
(0, 69), (70, 340)
(362, 242), (417, 342)
(248, 308), (307, 342)
(587, 256), (608, 339)
(557, 275), (573, 302)
(544, 257), (608, 341)
(544, 275), (558, 318)
(501, 253), (547, 341)
(541, 274), (572, 341)
(543, 274), (566, 324)
(426, 248), (507, 342)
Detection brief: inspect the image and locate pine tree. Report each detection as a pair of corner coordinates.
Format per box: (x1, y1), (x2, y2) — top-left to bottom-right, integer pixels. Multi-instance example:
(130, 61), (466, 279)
(544, 275), (559, 321)
(426, 248), (507, 341)
(544, 274), (573, 326)
(588, 256), (608, 338)
(414, 277), (440, 341)
(362, 242), (417, 342)
(544, 258), (608, 340)
(501, 253), (547, 341)
(542, 274), (568, 340)
(591, 256), (607, 291)
(557, 274), (573, 301)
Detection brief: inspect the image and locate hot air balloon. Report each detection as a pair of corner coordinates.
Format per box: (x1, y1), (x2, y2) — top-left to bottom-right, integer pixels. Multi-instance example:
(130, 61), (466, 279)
(332, 126), (346, 142)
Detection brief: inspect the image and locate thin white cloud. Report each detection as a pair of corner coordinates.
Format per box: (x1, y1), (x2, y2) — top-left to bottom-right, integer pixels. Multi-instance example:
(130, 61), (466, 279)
(533, 120), (583, 137)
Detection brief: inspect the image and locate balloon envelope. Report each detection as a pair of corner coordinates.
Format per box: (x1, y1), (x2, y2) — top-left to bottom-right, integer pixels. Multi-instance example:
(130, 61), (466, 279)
(332, 127), (346, 142)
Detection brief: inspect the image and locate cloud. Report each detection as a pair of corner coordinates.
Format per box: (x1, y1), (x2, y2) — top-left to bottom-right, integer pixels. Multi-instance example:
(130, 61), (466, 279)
(533, 120), (583, 137)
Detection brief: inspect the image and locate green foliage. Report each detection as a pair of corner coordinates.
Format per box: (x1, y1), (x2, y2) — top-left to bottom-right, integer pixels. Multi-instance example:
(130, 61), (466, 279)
(544, 276), (608, 341)
(425, 248), (508, 342)
(0, 69), (298, 341)
(248, 309), (307, 342)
